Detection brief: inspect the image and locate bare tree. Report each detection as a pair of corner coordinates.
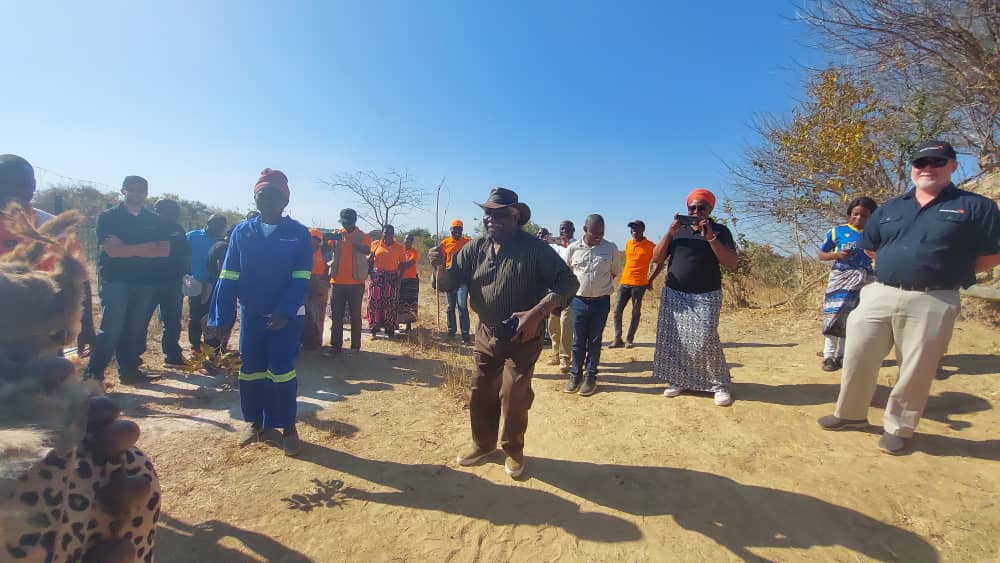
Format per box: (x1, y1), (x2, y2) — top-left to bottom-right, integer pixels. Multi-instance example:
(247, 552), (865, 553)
(320, 170), (428, 229)
(800, 0), (1000, 169)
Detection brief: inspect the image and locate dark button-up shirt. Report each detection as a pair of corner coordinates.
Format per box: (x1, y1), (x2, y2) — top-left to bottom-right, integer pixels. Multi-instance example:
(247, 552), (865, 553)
(448, 229), (580, 327)
(862, 184), (1000, 289)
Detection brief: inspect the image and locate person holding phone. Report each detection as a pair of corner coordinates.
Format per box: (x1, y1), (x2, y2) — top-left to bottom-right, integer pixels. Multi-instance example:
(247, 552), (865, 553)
(817, 197), (878, 371)
(650, 188), (739, 406)
(441, 187), (578, 479)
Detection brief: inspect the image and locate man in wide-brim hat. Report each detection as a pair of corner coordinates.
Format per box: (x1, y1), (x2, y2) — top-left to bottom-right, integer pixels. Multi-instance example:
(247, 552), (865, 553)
(433, 187), (579, 478)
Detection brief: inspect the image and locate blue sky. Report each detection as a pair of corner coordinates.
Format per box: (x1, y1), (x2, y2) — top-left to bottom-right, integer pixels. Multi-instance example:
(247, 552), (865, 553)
(3, 0), (828, 245)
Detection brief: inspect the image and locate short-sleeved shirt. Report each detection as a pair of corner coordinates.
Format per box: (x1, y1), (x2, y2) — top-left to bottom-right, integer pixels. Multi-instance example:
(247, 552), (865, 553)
(402, 247), (420, 279)
(161, 222), (191, 281)
(440, 235), (471, 268)
(620, 237), (656, 287)
(862, 184), (1000, 289)
(370, 239), (406, 271)
(186, 228), (222, 283)
(330, 227), (371, 285)
(96, 204), (170, 284)
(821, 224), (872, 272)
(206, 240), (229, 285)
(665, 221), (736, 294)
(566, 238), (621, 297)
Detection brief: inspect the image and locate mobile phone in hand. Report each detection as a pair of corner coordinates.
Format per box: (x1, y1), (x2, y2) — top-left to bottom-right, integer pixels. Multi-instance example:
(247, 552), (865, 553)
(675, 214), (700, 226)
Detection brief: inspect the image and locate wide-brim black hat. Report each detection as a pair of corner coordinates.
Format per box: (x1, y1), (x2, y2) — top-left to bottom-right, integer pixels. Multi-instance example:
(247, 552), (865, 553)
(475, 187), (531, 226)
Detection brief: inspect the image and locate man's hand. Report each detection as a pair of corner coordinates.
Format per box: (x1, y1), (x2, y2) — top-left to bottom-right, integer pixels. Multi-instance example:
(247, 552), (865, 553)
(428, 246), (444, 267)
(835, 248), (854, 261)
(510, 307), (545, 343)
(267, 314), (290, 330)
(668, 218), (683, 237)
(200, 285), (213, 304)
(699, 219), (714, 240)
(101, 235), (127, 258)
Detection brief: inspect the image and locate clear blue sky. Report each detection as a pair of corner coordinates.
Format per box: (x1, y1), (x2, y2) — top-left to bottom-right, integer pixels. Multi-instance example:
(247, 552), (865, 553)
(3, 0), (828, 246)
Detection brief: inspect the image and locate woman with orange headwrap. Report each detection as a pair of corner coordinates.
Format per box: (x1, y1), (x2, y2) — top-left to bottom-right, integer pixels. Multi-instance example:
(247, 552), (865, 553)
(650, 188), (739, 406)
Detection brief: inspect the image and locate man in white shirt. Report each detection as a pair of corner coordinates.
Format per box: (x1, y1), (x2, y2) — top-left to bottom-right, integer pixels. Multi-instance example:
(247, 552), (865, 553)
(564, 214), (621, 396)
(547, 220), (576, 372)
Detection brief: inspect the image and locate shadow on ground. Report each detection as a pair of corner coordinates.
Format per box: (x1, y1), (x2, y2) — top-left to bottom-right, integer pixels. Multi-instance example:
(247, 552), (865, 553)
(286, 445), (937, 562)
(158, 513), (313, 562)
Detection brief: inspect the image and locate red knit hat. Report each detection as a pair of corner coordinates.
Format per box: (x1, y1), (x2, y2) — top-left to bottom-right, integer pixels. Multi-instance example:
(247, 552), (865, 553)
(254, 168), (289, 201)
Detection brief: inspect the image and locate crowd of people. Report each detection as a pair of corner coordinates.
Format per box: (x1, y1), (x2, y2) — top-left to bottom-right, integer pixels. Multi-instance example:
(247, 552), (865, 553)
(1, 138), (998, 474)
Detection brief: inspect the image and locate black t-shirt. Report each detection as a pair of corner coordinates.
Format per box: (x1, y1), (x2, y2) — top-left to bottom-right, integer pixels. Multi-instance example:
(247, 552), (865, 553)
(96, 204), (170, 284)
(666, 221), (736, 294)
(162, 222), (191, 280)
(205, 240), (230, 285)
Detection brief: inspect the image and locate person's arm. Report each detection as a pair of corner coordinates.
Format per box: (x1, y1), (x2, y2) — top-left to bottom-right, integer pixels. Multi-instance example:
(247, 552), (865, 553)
(610, 242), (622, 280)
(350, 231), (370, 255)
(446, 240), (475, 286)
(818, 228), (848, 261)
(700, 221), (738, 269)
(647, 259), (665, 287)
(974, 200), (1000, 274)
(653, 219), (683, 264)
(208, 230), (242, 331)
(399, 249), (416, 273)
(271, 228), (313, 330)
(511, 243), (581, 342)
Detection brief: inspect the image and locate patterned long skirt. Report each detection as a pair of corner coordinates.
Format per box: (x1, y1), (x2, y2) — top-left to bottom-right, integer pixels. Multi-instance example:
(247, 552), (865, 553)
(821, 267), (870, 338)
(652, 287), (731, 392)
(367, 268), (400, 330)
(398, 278), (419, 324)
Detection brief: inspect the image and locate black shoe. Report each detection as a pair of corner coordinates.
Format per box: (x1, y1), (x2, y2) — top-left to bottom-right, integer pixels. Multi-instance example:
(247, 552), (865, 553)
(608, 341), (624, 349)
(834, 357), (843, 370)
(461, 336), (471, 345)
(817, 415), (868, 431)
(563, 375), (582, 393)
(821, 357), (838, 372)
(163, 357), (186, 369)
(578, 376), (598, 396)
(238, 423), (262, 446)
(119, 369), (153, 385)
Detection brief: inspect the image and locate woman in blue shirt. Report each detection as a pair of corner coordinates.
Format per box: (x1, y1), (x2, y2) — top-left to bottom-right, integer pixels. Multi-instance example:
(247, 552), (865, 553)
(818, 197), (878, 371)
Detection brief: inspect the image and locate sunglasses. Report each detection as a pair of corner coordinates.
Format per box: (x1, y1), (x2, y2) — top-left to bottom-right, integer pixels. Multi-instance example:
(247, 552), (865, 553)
(688, 204), (709, 212)
(912, 157), (949, 169)
(484, 207), (516, 218)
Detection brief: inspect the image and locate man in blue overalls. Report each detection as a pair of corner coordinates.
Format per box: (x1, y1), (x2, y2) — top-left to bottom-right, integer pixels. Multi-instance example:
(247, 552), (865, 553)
(209, 168), (312, 456)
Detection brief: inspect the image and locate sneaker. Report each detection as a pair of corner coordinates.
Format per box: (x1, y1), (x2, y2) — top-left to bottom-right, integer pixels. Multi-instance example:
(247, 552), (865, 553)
(563, 375), (582, 394)
(877, 433), (907, 455)
(238, 423), (261, 447)
(546, 357), (560, 366)
(821, 357), (838, 372)
(163, 357), (186, 369)
(608, 341), (624, 349)
(504, 456), (525, 478)
(662, 385), (682, 398)
(283, 428), (302, 457)
(714, 390), (733, 407)
(816, 415), (869, 431)
(559, 358), (571, 373)
(578, 376), (597, 397)
(456, 445), (496, 466)
(624, 342), (635, 349)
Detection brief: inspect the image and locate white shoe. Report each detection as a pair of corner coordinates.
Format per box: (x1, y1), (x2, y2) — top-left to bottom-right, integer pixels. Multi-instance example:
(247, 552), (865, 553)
(663, 385), (682, 398)
(714, 390), (733, 406)
(504, 457), (525, 478)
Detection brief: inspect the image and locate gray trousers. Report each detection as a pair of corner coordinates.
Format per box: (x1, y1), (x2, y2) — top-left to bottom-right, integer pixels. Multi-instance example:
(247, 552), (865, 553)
(834, 282), (960, 437)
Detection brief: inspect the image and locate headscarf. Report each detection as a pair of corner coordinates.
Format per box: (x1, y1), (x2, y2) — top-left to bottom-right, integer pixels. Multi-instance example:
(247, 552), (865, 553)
(686, 188), (716, 209)
(254, 168), (290, 201)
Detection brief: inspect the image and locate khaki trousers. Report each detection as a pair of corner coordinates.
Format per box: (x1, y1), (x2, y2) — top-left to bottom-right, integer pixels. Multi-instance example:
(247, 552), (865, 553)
(471, 323), (543, 462)
(835, 282), (960, 437)
(548, 307), (573, 361)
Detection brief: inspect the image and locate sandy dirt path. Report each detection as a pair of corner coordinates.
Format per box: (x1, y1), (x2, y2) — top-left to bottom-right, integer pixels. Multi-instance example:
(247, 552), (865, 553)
(116, 306), (999, 562)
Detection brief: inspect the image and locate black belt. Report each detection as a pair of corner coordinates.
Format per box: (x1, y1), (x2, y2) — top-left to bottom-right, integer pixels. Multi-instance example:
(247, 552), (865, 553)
(879, 281), (959, 292)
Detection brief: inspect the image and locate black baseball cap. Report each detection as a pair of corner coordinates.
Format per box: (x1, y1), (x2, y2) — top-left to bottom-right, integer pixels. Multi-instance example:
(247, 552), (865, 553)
(910, 140), (957, 162)
(627, 219), (645, 230)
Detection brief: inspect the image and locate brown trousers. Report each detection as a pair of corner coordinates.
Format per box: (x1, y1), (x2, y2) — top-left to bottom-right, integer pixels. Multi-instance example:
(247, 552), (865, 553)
(471, 322), (543, 462)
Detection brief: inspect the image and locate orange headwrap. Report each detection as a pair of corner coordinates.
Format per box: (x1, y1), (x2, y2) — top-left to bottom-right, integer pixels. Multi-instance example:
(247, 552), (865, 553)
(254, 168), (290, 201)
(450, 219), (463, 228)
(686, 188), (716, 209)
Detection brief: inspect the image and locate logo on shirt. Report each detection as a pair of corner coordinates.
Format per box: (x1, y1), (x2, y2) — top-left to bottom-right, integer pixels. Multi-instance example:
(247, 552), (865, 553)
(939, 209), (965, 214)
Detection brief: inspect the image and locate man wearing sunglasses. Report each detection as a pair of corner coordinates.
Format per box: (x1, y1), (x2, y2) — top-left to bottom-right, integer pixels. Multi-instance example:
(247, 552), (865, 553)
(818, 140), (1000, 455)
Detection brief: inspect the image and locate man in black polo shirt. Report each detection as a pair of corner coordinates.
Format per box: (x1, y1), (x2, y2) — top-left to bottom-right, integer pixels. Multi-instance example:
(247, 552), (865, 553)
(818, 140), (1000, 454)
(84, 176), (170, 384)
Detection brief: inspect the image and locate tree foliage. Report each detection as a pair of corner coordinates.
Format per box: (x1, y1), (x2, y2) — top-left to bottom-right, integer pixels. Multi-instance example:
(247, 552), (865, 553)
(320, 170), (428, 230)
(33, 184), (244, 262)
(800, 0), (1000, 170)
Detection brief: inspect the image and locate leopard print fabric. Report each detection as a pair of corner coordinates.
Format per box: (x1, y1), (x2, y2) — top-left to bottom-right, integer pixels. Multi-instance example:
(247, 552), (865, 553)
(3, 446), (160, 562)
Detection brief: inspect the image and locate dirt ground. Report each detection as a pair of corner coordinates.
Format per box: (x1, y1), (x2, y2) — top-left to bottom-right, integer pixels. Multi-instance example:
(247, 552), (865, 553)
(114, 293), (1000, 562)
